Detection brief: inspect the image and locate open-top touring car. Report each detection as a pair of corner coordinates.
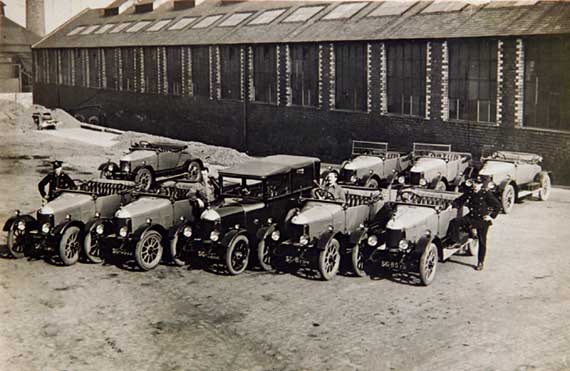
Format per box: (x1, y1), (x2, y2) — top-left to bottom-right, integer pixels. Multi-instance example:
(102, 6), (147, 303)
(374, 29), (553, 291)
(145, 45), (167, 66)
(4, 179), (135, 265)
(476, 151), (552, 213)
(32, 106), (59, 130)
(185, 155), (321, 275)
(360, 187), (476, 286)
(337, 141), (411, 188)
(263, 185), (389, 280)
(99, 141), (203, 191)
(401, 143), (472, 191)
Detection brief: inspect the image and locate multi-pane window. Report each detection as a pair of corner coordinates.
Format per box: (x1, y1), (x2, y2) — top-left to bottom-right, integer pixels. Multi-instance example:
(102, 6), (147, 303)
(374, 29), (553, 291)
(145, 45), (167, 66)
(524, 36), (570, 131)
(290, 44), (318, 107)
(253, 45), (277, 103)
(87, 48), (101, 88)
(335, 43), (367, 111)
(122, 48), (137, 92)
(220, 45), (242, 100)
(166, 46), (182, 96)
(387, 41), (426, 117)
(104, 48), (118, 90)
(143, 46), (159, 94)
(191, 46), (210, 97)
(448, 39), (497, 123)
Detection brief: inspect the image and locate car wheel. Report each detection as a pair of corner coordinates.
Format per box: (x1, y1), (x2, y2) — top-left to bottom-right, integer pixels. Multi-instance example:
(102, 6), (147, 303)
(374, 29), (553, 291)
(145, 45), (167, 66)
(318, 238), (341, 281)
(58, 226), (82, 266)
(83, 225), (103, 264)
(135, 230), (164, 271)
(501, 184), (516, 214)
(74, 114), (85, 123)
(257, 238), (273, 272)
(225, 234), (250, 275)
(88, 116), (100, 126)
(7, 220), (26, 259)
(186, 160), (202, 181)
(351, 243), (367, 278)
(538, 172), (551, 201)
(134, 168), (153, 191)
(434, 180), (446, 191)
(364, 177), (380, 189)
(169, 232), (187, 267)
(419, 242), (438, 286)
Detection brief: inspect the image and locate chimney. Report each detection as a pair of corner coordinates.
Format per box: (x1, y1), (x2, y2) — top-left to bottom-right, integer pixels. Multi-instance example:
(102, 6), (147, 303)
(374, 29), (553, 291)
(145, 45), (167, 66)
(26, 0), (45, 36)
(0, 1), (5, 17)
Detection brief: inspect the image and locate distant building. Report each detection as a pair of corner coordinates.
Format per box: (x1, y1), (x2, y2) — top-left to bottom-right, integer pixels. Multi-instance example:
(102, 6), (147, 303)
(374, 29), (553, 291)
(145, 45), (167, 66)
(31, 0), (570, 183)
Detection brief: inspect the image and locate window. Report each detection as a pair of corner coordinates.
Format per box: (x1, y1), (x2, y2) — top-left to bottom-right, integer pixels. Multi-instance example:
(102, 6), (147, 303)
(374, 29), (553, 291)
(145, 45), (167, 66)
(127, 21), (152, 33)
(67, 26), (85, 36)
(168, 17), (197, 30)
(87, 48), (101, 88)
(146, 19), (173, 32)
(248, 9), (286, 25)
(220, 46), (242, 100)
(192, 15), (223, 29)
(335, 43), (367, 111)
(253, 45), (277, 103)
(80, 25), (100, 35)
(104, 48), (118, 90)
(486, 0), (538, 9)
(95, 24), (116, 34)
(368, 1), (415, 17)
(219, 12), (253, 27)
(143, 47), (159, 94)
(282, 6), (325, 23)
(421, 1), (467, 13)
(448, 39), (497, 123)
(191, 46), (210, 97)
(289, 44), (319, 106)
(110, 22), (133, 33)
(387, 41), (426, 117)
(323, 2), (368, 20)
(122, 48), (137, 91)
(166, 46), (182, 95)
(524, 36), (570, 131)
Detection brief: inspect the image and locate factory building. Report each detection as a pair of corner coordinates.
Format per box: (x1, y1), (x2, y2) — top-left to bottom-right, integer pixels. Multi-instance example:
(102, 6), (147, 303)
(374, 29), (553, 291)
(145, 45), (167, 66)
(31, 0), (570, 183)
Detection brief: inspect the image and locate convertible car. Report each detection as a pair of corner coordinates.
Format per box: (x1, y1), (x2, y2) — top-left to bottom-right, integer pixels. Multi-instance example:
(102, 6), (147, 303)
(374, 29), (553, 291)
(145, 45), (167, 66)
(99, 141), (203, 191)
(477, 151), (552, 213)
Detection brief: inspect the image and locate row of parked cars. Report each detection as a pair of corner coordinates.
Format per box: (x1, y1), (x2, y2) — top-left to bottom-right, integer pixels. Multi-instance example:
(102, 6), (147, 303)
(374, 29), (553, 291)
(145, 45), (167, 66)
(3, 140), (552, 285)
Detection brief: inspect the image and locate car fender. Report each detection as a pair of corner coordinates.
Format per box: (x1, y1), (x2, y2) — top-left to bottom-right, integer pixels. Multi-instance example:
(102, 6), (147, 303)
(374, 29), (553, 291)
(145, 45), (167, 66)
(132, 165), (155, 178)
(3, 214), (38, 232)
(221, 228), (248, 247)
(349, 228), (368, 246)
(86, 218), (112, 236)
(430, 174), (445, 188)
(184, 158), (204, 169)
(256, 224), (277, 243)
(98, 161), (119, 172)
(169, 221), (195, 240)
(134, 224), (167, 241)
(534, 171), (553, 184)
(54, 220), (85, 237)
(316, 230), (337, 251)
(411, 233), (434, 259)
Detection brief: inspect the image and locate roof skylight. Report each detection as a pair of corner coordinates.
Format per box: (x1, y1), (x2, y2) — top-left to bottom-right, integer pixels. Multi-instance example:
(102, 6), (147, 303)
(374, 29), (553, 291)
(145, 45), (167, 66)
(110, 22), (133, 33)
(219, 12), (254, 27)
(322, 2), (368, 20)
(192, 14), (224, 28)
(367, 1), (416, 17)
(80, 25), (100, 35)
(67, 26), (86, 36)
(421, 1), (467, 13)
(168, 17), (197, 30)
(485, 0), (539, 9)
(282, 5), (325, 23)
(146, 19), (173, 32)
(127, 21), (152, 33)
(95, 24), (116, 34)
(248, 9), (287, 25)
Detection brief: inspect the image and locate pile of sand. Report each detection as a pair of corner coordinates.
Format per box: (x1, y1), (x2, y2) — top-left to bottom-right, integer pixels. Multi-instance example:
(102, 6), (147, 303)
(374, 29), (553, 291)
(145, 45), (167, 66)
(0, 98), (35, 132)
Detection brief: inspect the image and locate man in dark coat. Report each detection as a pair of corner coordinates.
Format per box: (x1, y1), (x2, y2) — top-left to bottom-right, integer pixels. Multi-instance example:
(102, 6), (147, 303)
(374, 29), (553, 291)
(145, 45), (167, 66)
(452, 176), (502, 271)
(38, 161), (76, 201)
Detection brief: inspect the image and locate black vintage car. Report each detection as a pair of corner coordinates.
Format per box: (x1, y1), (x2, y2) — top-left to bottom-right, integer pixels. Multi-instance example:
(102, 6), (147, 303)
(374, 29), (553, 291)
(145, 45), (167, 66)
(186, 155), (321, 275)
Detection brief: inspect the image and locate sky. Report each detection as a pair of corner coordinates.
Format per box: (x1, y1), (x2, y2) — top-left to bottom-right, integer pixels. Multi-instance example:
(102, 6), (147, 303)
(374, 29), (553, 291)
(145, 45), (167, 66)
(3, 0), (114, 33)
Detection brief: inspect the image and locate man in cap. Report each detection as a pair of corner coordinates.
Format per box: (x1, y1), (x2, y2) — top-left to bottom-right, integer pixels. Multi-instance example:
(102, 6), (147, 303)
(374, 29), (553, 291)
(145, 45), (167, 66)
(38, 160), (76, 201)
(193, 167), (217, 207)
(323, 170), (346, 202)
(452, 176), (502, 271)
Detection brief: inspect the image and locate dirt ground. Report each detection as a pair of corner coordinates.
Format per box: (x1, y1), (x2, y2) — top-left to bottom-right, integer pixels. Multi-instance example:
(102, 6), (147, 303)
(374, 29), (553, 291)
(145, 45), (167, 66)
(1, 98), (569, 371)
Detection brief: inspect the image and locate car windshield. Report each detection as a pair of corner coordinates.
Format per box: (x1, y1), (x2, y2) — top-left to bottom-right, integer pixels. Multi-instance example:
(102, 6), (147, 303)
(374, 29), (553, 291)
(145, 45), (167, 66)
(221, 173), (290, 200)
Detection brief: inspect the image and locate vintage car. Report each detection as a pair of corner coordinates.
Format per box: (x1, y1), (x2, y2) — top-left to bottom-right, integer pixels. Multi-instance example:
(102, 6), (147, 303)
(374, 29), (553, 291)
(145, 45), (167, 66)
(3, 179), (135, 265)
(32, 107), (59, 130)
(476, 151), (552, 214)
(401, 143), (472, 191)
(263, 185), (388, 280)
(337, 141), (411, 188)
(93, 179), (217, 270)
(186, 155), (321, 275)
(98, 141), (203, 191)
(361, 188), (476, 286)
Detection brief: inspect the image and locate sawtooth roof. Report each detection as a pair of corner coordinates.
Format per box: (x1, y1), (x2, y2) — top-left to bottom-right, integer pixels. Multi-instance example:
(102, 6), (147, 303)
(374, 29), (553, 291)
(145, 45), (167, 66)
(34, 0), (570, 49)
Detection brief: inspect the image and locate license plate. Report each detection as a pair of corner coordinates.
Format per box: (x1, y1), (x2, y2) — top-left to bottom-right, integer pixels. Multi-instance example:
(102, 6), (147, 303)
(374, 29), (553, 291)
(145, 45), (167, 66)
(380, 260), (405, 270)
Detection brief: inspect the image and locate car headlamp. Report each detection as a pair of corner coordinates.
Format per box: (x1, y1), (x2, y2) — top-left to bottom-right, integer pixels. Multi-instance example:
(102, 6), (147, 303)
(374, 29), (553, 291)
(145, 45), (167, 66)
(108, 164), (114, 171)
(367, 235), (378, 247)
(119, 226), (128, 238)
(271, 230), (280, 241)
(398, 239), (409, 250)
(183, 226), (193, 238)
(41, 223), (51, 234)
(299, 234), (310, 246)
(487, 181), (496, 190)
(398, 176), (405, 184)
(350, 175), (357, 183)
(419, 178), (428, 187)
(17, 220), (26, 231)
(210, 230), (220, 242)
(465, 179), (473, 187)
(96, 224), (105, 235)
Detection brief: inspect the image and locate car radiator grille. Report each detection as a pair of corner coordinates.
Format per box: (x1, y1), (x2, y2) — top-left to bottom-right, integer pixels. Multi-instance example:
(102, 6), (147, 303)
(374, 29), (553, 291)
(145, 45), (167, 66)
(410, 172), (422, 185)
(385, 229), (404, 249)
(339, 169), (355, 183)
(37, 213), (53, 227)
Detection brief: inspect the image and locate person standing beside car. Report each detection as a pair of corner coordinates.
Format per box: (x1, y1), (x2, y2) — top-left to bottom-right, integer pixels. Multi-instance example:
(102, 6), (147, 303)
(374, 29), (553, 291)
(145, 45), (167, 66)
(452, 176), (502, 271)
(38, 160), (76, 201)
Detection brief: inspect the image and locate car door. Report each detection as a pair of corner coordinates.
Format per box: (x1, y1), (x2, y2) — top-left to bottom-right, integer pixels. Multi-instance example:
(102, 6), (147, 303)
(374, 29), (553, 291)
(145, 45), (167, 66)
(158, 151), (181, 172)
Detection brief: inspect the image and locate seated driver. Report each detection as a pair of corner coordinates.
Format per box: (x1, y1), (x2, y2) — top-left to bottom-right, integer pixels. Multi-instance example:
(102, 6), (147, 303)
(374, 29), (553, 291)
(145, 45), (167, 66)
(190, 167), (217, 208)
(324, 171), (346, 202)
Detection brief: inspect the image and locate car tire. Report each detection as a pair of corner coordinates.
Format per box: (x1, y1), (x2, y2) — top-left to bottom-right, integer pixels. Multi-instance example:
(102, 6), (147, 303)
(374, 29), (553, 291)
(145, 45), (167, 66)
(186, 160), (202, 181)
(83, 225), (103, 264)
(364, 177), (380, 189)
(74, 114), (85, 123)
(135, 230), (164, 271)
(537, 172), (551, 201)
(351, 243), (367, 278)
(434, 180), (447, 191)
(88, 116), (100, 126)
(501, 184), (516, 214)
(257, 238), (273, 272)
(169, 232), (187, 267)
(225, 234), (250, 275)
(318, 238), (341, 281)
(419, 242), (438, 286)
(134, 167), (154, 191)
(58, 226), (82, 266)
(7, 220), (26, 259)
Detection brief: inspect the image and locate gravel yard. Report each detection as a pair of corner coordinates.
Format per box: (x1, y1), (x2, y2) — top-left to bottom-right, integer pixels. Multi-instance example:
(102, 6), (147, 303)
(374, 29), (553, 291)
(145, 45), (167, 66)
(1, 99), (569, 371)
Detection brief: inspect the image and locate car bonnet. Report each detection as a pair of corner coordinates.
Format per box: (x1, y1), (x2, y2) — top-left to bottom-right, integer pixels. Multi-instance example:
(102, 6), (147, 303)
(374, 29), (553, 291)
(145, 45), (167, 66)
(291, 201), (342, 226)
(410, 157), (446, 173)
(343, 156), (383, 172)
(386, 205), (436, 230)
(120, 150), (156, 163)
(38, 192), (93, 224)
(115, 196), (171, 219)
(478, 160), (514, 179)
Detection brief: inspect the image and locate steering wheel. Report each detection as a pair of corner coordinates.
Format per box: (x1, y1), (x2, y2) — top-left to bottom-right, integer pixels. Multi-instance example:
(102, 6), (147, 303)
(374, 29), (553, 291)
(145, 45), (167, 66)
(399, 189), (420, 203)
(312, 188), (335, 201)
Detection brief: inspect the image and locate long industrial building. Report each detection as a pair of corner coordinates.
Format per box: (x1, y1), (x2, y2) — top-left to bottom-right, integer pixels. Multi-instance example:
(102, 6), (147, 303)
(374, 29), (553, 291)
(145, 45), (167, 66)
(32, 0), (570, 183)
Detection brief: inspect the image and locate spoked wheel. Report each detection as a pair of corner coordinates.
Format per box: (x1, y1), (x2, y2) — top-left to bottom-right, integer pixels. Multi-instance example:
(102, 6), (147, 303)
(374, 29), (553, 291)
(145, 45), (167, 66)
(318, 238), (341, 281)
(59, 226), (82, 266)
(83, 225), (103, 264)
(351, 243), (367, 278)
(419, 242), (438, 286)
(186, 161), (202, 181)
(364, 177), (379, 189)
(501, 184), (516, 214)
(257, 238), (273, 272)
(538, 172), (551, 201)
(434, 180), (447, 191)
(135, 230), (164, 271)
(134, 168), (153, 191)
(7, 220), (26, 259)
(169, 232), (187, 267)
(225, 235), (250, 275)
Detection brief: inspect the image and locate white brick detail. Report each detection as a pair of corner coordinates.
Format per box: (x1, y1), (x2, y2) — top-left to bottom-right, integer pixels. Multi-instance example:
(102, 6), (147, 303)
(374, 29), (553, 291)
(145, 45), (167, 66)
(101, 49), (107, 89)
(379, 42), (387, 114)
(496, 40), (504, 126)
(276, 45), (281, 106)
(187, 47), (193, 96)
(441, 41), (449, 121)
(162, 47), (168, 95)
(70, 50), (76, 86)
(329, 43), (335, 109)
(425, 42), (432, 120)
(117, 49), (122, 91)
(215, 46), (221, 99)
(240, 46), (245, 101)
(209, 46), (214, 99)
(515, 38), (525, 127)
(366, 42), (372, 113)
(318, 44), (324, 108)
(84, 49), (90, 88)
(285, 44), (292, 106)
(57, 49), (62, 85)
(248, 46), (254, 101)
(139, 47), (145, 93)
